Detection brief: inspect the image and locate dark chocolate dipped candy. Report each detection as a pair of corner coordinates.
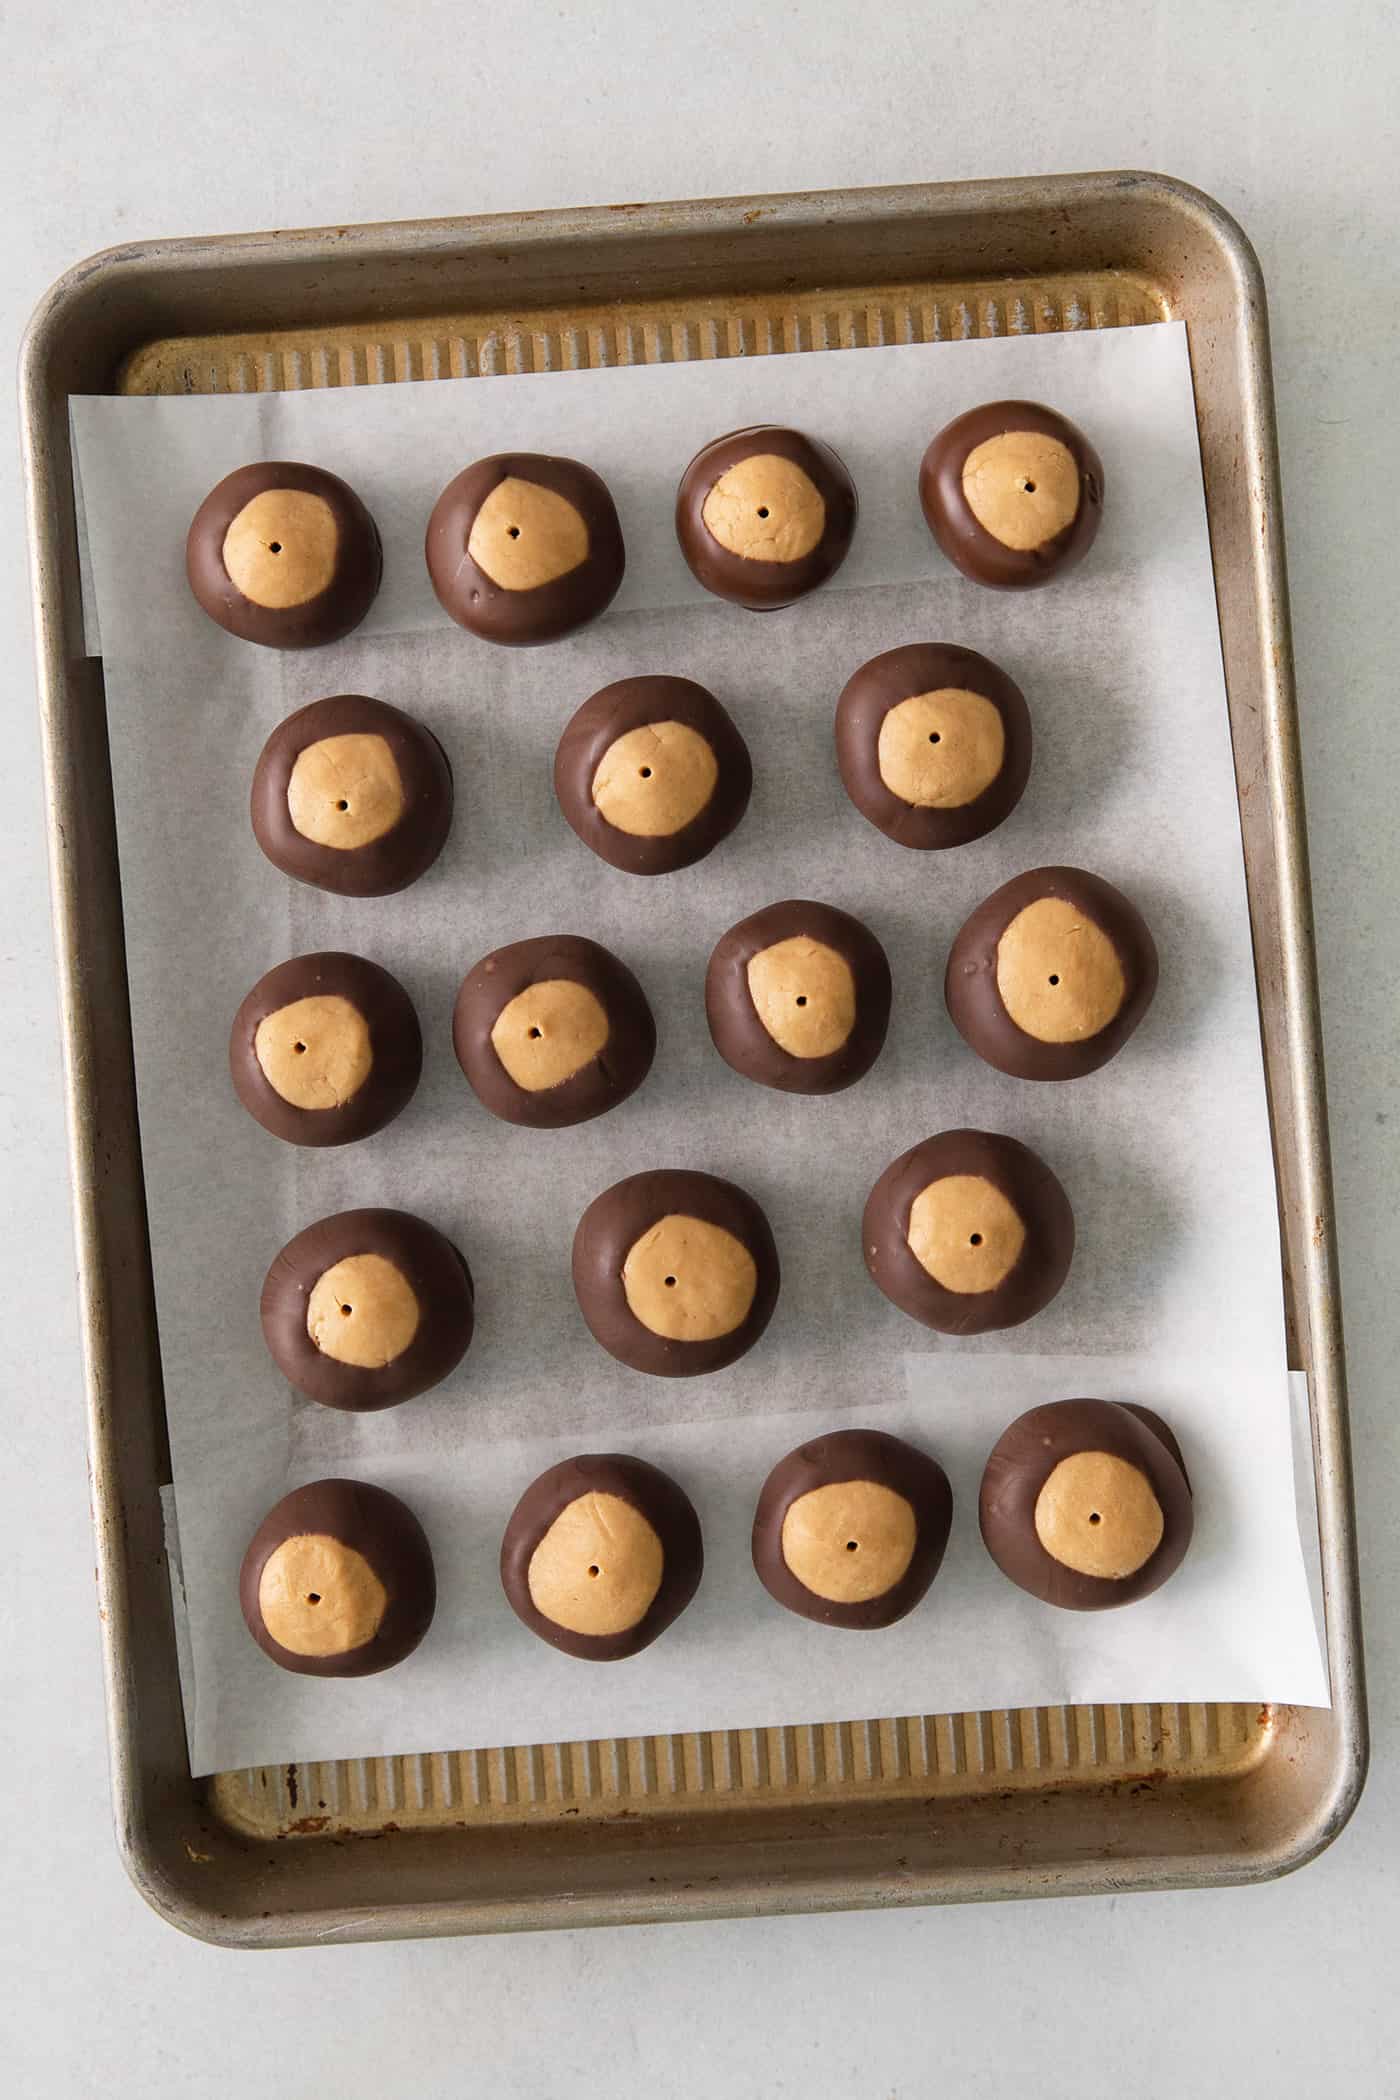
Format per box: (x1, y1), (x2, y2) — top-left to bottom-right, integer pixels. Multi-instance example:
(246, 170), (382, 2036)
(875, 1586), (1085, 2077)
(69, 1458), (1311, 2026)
(239, 1478), (435, 1676)
(261, 1208), (474, 1411)
(919, 400), (1103, 589)
(186, 461), (381, 647)
(453, 935), (655, 1129)
(863, 1129), (1074, 1335)
(979, 1399), (1193, 1610)
(230, 951), (422, 1146)
(572, 1168), (779, 1377)
(425, 452), (624, 645)
(752, 1429), (953, 1629)
(835, 643), (1031, 850)
(945, 866), (1158, 1080)
(705, 898), (891, 1096)
(554, 675), (752, 876)
(500, 1453), (703, 1660)
(675, 425), (857, 609)
(251, 693), (452, 897)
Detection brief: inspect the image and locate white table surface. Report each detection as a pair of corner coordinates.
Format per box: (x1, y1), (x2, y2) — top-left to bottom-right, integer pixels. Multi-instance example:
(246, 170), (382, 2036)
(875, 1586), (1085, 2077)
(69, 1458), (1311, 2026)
(2, 4), (1396, 2092)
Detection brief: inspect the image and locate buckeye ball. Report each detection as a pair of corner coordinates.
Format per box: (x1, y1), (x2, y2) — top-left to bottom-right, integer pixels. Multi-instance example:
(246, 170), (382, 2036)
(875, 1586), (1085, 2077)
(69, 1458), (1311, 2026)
(186, 461), (381, 647)
(945, 866), (1158, 1080)
(752, 1429), (953, 1629)
(425, 452), (624, 644)
(979, 1399), (1193, 1609)
(230, 951), (422, 1145)
(251, 694), (452, 896)
(453, 935), (655, 1128)
(705, 899), (891, 1095)
(572, 1169), (780, 1377)
(863, 1129), (1074, 1335)
(500, 1453), (703, 1661)
(835, 643), (1031, 850)
(675, 425), (857, 609)
(920, 401), (1103, 589)
(554, 675), (752, 876)
(261, 1208), (474, 1411)
(239, 1478), (435, 1676)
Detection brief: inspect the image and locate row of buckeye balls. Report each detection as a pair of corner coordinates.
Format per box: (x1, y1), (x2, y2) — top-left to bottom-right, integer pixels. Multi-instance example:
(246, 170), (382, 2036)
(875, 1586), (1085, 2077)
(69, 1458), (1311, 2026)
(229, 851), (1157, 1150)
(187, 404), (1105, 654)
(240, 1401), (1194, 1681)
(246, 647), (1039, 902)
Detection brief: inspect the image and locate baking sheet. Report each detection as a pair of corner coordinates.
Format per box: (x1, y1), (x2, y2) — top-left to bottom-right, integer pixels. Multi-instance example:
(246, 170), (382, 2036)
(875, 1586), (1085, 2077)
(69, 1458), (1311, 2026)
(71, 324), (1330, 1776)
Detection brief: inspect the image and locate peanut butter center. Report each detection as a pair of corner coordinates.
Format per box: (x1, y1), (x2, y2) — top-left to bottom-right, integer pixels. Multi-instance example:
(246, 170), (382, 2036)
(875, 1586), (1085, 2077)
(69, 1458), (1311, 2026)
(223, 488), (339, 608)
(258, 1533), (388, 1655)
(961, 431), (1080, 551)
(253, 994), (372, 1110)
(467, 476), (589, 591)
(906, 1174), (1026, 1294)
(876, 688), (1006, 808)
(622, 1213), (758, 1342)
(1034, 1450), (1164, 1579)
(591, 720), (719, 838)
(490, 979), (610, 1092)
(527, 1491), (664, 1636)
(306, 1253), (421, 1368)
(781, 1479), (917, 1603)
(996, 897), (1126, 1043)
(286, 732), (404, 850)
(701, 453), (826, 564)
(746, 937), (856, 1059)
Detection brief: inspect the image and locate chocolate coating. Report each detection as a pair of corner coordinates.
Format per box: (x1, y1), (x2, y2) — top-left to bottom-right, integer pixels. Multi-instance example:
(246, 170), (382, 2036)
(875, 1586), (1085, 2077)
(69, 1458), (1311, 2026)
(553, 675), (752, 875)
(229, 950), (422, 1145)
(186, 461), (382, 647)
(752, 1429), (953, 1629)
(705, 898), (892, 1095)
(834, 643), (1032, 849)
(919, 401), (1103, 588)
(572, 1168), (780, 1377)
(863, 1129), (1074, 1334)
(452, 934), (655, 1128)
(675, 425), (857, 609)
(500, 1453), (703, 1660)
(979, 1399), (1193, 1609)
(424, 452), (624, 644)
(260, 1208), (474, 1410)
(250, 693), (453, 896)
(945, 866), (1158, 1080)
(239, 1478), (435, 1675)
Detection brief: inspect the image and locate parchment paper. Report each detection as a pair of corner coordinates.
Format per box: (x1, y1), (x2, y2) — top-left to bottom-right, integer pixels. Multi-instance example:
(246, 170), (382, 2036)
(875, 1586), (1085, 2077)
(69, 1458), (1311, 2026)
(71, 323), (1330, 1777)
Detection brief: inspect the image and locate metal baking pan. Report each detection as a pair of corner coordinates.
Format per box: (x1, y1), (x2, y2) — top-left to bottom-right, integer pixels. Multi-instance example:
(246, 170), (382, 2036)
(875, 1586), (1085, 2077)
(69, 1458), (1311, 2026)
(21, 171), (1367, 1944)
